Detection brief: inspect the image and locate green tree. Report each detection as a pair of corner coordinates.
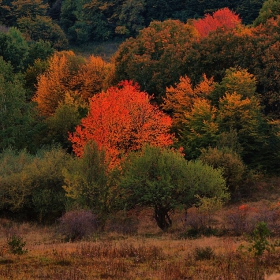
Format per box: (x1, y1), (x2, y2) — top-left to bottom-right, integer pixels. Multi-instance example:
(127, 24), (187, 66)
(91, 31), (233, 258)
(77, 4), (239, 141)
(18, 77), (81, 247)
(60, 0), (79, 31)
(63, 141), (117, 223)
(116, 0), (145, 37)
(11, 0), (48, 19)
(29, 146), (69, 222)
(17, 15), (68, 50)
(114, 19), (198, 102)
(253, 0), (280, 26)
(217, 92), (266, 167)
(180, 98), (219, 159)
(0, 146), (69, 222)
(24, 58), (50, 100)
(25, 40), (54, 67)
(199, 147), (246, 196)
(0, 27), (29, 71)
(211, 67), (258, 106)
(0, 57), (36, 151)
(45, 92), (87, 150)
(119, 145), (228, 230)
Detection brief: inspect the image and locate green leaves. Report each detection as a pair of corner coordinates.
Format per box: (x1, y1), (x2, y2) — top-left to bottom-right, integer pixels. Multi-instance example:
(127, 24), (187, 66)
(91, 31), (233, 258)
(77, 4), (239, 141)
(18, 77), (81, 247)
(119, 145), (228, 230)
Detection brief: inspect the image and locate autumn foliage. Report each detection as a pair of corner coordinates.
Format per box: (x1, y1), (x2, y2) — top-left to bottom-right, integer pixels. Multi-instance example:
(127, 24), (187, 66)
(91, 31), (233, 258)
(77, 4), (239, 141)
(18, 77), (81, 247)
(162, 74), (215, 133)
(69, 81), (175, 167)
(33, 51), (112, 117)
(193, 8), (241, 37)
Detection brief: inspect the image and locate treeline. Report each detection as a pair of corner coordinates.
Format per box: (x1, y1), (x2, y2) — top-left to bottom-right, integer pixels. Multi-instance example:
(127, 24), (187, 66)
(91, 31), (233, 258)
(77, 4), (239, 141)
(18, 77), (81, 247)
(0, 0), (265, 45)
(1, 1), (280, 229)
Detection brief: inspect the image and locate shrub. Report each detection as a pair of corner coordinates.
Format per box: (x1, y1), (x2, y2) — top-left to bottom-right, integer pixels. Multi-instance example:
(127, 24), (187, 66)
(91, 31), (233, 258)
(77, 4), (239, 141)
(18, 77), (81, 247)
(224, 204), (254, 235)
(107, 214), (139, 235)
(225, 203), (280, 236)
(194, 246), (215, 260)
(57, 210), (98, 241)
(248, 222), (273, 257)
(7, 235), (28, 255)
(200, 147), (246, 196)
(0, 147), (69, 223)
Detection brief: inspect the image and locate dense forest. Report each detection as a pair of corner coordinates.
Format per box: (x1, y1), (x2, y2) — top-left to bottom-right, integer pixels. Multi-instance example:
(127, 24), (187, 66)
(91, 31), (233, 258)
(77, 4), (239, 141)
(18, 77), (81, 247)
(1, 0), (280, 231)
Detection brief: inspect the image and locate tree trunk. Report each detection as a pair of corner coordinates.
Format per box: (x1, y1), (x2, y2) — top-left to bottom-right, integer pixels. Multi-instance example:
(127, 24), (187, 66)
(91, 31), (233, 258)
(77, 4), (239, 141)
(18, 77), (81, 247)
(154, 205), (172, 231)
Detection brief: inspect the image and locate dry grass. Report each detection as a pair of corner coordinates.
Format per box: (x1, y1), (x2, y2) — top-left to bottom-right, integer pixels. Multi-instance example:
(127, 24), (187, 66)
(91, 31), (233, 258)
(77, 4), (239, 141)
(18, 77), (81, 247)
(0, 217), (280, 280)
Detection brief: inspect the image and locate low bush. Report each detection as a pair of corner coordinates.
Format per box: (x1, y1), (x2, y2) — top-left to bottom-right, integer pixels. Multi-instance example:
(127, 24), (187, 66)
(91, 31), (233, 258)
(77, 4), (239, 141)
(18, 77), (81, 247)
(194, 246), (215, 260)
(57, 210), (98, 241)
(107, 214), (139, 235)
(7, 235), (28, 255)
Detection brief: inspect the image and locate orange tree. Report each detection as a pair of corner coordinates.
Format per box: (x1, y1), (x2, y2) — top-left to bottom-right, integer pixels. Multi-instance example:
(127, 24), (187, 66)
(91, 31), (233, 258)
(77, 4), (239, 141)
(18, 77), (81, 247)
(33, 51), (112, 117)
(69, 81), (175, 168)
(193, 7), (241, 37)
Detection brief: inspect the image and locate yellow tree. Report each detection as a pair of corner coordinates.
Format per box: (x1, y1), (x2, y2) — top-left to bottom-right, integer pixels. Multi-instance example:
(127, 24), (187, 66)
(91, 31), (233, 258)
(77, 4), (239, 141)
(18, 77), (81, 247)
(217, 92), (266, 165)
(33, 50), (79, 117)
(162, 74), (215, 134)
(69, 55), (115, 100)
(211, 68), (258, 105)
(33, 51), (113, 117)
(181, 98), (219, 159)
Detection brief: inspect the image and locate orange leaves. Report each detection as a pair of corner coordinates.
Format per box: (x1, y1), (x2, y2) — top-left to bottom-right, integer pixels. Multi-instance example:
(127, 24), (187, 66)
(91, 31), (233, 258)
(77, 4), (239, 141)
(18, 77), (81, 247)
(33, 50), (76, 117)
(194, 8), (241, 37)
(69, 81), (174, 168)
(70, 55), (114, 100)
(162, 74), (215, 132)
(33, 51), (112, 117)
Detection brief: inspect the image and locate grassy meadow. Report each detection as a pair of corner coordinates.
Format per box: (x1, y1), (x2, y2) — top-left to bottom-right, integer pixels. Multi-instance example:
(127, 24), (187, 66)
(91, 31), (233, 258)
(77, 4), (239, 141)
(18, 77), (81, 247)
(1, 199), (280, 280)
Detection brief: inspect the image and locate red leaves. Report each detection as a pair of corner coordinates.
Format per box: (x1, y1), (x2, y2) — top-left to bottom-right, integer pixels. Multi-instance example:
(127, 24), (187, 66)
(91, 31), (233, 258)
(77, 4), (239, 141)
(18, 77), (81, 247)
(69, 81), (174, 168)
(194, 8), (241, 37)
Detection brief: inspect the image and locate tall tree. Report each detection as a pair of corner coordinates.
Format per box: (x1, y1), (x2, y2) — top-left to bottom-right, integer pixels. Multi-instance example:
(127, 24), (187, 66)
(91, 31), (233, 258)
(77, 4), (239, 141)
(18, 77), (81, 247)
(33, 50), (82, 117)
(34, 51), (112, 117)
(0, 58), (36, 151)
(0, 27), (29, 71)
(162, 74), (216, 135)
(17, 15), (68, 50)
(11, 0), (48, 19)
(253, 0), (280, 26)
(217, 92), (266, 166)
(210, 67), (258, 105)
(193, 8), (241, 37)
(63, 141), (114, 219)
(69, 81), (175, 168)
(114, 19), (198, 102)
(120, 145), (228, 230)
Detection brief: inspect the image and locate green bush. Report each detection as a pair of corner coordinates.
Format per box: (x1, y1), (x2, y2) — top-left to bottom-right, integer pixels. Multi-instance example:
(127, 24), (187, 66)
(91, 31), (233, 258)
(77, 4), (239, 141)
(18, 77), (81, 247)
(7, 235), (28, 255)
(119, 145), (229, 231)
(0, 146), (69, 222)
(194, 246), (215, 260)
(200, 147), (246, 196)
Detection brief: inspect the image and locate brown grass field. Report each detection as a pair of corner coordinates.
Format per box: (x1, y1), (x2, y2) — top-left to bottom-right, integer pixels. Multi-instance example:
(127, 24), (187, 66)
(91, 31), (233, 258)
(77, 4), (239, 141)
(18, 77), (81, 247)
(1, 202), (280, 280)
(1, 178), (280, 279)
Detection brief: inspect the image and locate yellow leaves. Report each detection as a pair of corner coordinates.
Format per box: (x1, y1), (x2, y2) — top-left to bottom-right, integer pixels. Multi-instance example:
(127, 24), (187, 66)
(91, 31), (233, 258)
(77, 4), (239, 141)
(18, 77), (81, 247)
(184, 98), (218, 137)
(70, 55), (113, 100)
(218, 92), (261, 134)
(221, 68), (257, 98)
(194, 74), (216, 97)
(162, 74), (215, 132)
(33, 51), (112, 117)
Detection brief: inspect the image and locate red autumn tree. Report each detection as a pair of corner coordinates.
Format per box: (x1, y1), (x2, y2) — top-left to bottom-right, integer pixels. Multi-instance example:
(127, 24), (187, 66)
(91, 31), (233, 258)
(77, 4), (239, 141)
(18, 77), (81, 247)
(194, 8), (241, 37)
(69, 81), (175, 167)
